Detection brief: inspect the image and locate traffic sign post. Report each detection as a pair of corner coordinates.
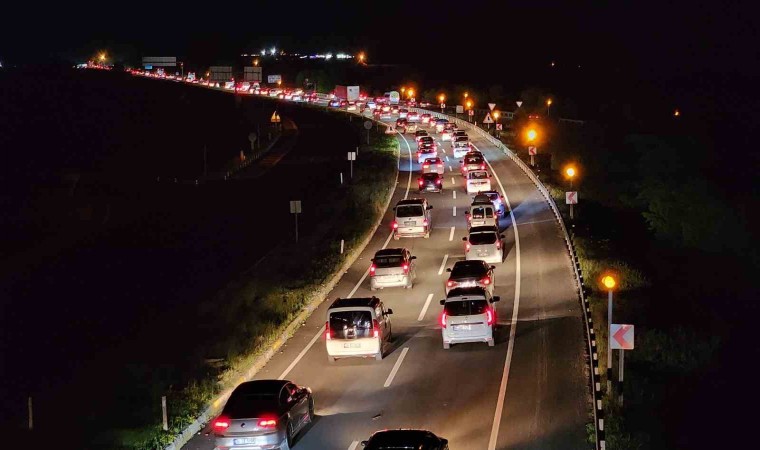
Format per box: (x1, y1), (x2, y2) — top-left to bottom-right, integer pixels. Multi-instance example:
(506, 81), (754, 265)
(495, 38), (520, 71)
(488, 103), (496, 111)
(528, 145), (537, 166)
(289, 200), (302, 242)
(483, 112), (494, 129)
(566, 191), (578, 219)
(364, 120), (372, 144)
(468, 109), (474, 122)
(347, 151), (357, 179)
(610, 324), (634, 406)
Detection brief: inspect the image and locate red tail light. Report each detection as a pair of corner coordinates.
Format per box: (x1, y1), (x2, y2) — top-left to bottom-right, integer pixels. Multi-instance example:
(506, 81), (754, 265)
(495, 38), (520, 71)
(481, 276), (491, 285)
(258, 419), (278, 428)
(496, 241), (501, 250)
(325, 321), (332, 340)
(480, 164), (486, 170)
(440, 312), (447, 328)
(422, 219), (428, 227)
(487, 308), (495, 326)
(392, 221), (398, 230)
(372, 319), (380, 338)
(436, 179), (442, 185)
(402, 263), (409, 274)
(447, 280), (456, 288)
(465, 242), (471, 252)
(370, 264), (376, 276)
(418, 179), (424, 186)
(213, 416), (231, 433)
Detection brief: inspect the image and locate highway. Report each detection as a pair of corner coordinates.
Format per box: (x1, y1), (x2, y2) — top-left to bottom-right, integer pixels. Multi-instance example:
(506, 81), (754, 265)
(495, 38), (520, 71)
(182, 105), (589, 449)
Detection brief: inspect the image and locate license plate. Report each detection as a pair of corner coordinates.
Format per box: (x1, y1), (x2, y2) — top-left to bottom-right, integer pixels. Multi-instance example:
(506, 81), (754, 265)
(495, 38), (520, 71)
(234, 438), (257, 445)
(344, 342), (361, 348)
(454, 324), (472, 331)
(404, 221), (415, 225)
(478, 251), (489, 256)
(460, 281), (476, 287)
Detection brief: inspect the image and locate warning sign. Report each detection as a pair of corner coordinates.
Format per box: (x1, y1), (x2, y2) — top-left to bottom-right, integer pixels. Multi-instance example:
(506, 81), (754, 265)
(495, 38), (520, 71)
(483, 113), (494, 124)
(496, 123), (503, 131)
(528, 146), (537, 155)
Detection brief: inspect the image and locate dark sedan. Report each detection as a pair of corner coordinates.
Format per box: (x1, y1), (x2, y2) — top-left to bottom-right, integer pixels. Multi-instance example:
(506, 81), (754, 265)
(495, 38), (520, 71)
(418, 173), (444, 193)
(445, 259), (495, 295)
(362, 429), (449, 450)
(213, 380), (314, 450)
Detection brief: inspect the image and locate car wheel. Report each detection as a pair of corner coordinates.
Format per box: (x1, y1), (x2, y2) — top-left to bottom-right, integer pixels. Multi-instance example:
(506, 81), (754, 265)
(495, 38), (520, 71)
(443, 342), (450, 350)
(488, 339), (495, 347)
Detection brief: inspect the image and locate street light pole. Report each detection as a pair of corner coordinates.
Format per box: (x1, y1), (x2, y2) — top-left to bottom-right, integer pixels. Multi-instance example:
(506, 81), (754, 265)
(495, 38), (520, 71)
(607, 287), (613, 394)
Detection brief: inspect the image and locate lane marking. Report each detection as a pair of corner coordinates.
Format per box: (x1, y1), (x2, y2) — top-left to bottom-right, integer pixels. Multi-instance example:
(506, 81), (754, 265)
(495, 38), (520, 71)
(383, 347), (410, 387)
(418, 294), (434, 321)
(451, 177), (456, 185)
(445, 155), (449, 162)
(437, 254), (449, 275)
(516, 218), (557, 226)
(448, 165), (452, 172)
(470, 142), (522, 450)
(449, 226), (455, 241)
(279, 132), (411, 380)
(452, 206), (456, 217)
(452, 190), (456, 200)
(348, 441), (360, 450)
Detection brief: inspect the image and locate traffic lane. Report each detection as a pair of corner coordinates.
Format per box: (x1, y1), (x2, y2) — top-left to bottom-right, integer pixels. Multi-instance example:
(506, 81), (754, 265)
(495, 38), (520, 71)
(182, 122), (415, 450)
(474, 143), (588, 448)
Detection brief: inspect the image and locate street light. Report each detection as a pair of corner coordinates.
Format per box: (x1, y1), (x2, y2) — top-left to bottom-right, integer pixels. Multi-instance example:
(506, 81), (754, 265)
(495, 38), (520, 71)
(98, 53), (106, 64)
(466, 99), (473, 122)
(526, 128), (537, 142)
(601, 274), (617, 396)
(565, 166), (576, 189)
(438, 94), (445, 112)
(407, 88), (415, 99)
(253, 58), (259, 66)
(358, 52), (366, 63)
(277, 79), (282, 86)
(547, 98), (553, 117)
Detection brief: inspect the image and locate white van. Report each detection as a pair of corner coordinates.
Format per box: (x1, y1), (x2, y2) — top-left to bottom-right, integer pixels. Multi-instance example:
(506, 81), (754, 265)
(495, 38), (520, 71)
(393, 198), (433, 239)
(465, 195), (497, 230)
(440, 287), (500, 349)
(326, 297), (393, 361)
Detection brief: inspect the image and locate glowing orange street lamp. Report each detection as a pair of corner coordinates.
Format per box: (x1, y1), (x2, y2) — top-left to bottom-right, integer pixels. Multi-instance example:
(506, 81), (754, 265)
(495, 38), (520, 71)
(601, 273), (618, 394)
(546, 98), (553, 116)
(565, 166), (576, 189)
(526, 128), (537, 142)
(253, 58), (259, 66)
(407, 88), (415, 99)
(358, 52), (366, 63)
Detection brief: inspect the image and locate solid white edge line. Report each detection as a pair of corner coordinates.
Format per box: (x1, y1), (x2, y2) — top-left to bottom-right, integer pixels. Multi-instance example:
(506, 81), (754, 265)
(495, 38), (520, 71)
(383, 347), (410, 387)
(348, 440), (360, 450)
(437, 254), (449, 275)
(279, 128), (411, 380)
(418, 294), (434, 321)
(472, 142), (522, 450)
(449, 226), (455, 241)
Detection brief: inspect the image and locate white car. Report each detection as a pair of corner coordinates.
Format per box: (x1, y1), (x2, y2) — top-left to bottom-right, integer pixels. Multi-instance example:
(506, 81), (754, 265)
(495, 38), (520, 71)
(326, 297), (393, 361)
(399, 109), (409, 119)
(465, 196), (498, 229)
(463, 226), (505, 264)
(417, 147), (437, 164)
(407, 111), (420, 122)
(440, 287), (500, 348)
(393, 198), (433, 239)
(370, 248), (417, 290)
(441, 129), (454, 142)
(452, 137), (472, 157)
(421, 157), (445, 175)
(347, 102), (357, 111)
(465, 170), (492, 194)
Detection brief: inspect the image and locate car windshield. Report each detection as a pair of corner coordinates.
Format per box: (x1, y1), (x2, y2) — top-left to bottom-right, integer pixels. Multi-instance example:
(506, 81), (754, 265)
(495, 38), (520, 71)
(375, 255), (404, 267)
(445, 299), (489, 316)
(450, 261), (487, 278)
(420, 137), (433, 143)
(396, 205), (424, 217)
(420, 146), (435, 152)
(329, 310), (373, 338)
(469, 171), (488, 179)
(224, 392), (279, 418)
(486, 193), (500, 202)
(471, 207), (494, 219)
(469, 232), (497, 245)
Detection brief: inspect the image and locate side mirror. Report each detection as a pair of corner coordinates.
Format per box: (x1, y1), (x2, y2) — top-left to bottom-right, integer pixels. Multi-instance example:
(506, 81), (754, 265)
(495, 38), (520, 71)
(361, 441), (368, 447)
(427, 205), (433, 210)
(490, 265), (496, 270)
(386, 308), (394, 315)
(439, 299), (446, 305)
(446, 268), (452, 272)
(462, 237), (467, 241)
(491, 296), (501, 303)
(411, 256), (417, 260)
(500, 234), (505, 239)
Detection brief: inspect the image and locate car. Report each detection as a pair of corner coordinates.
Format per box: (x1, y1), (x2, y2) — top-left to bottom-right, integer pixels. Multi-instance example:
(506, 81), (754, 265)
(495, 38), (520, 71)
(481, 190), (507, 216)
(405, 122), (418, 133)
(420, 113), (432, 124)
(441, 128), (454, 142)
(414, 129), (430, 143)
(347, 101), (357, 111)
(445, 260), (496, 295)
(452, 136), (472, 157)
(418, 135), (435, 147)
(421, 157), (445, 174)
(326, 297), (393, 361)
(434, 119), (449, 133)
(465, 169), (491, 194)
(399, 108), (409, 119)
(417, 144), (438, 164)
(440, 287), (500, 348)
(370, 248), (417, 290)
(381, 104), (391, 112)
(418, 172), (444, 193)
(391, 105), (400, 114)
(407, 111), (420, 122)
(212, 380), (314, 450)
(362, 429), (449, 450)
(465, 194), (498, 229)
(392, 198), (433, 239)
(380, 110), (393, 120)
(460, 153), (486, 176)
(329, 100), (341, 107)
(395, 118), (408, 128)
(367, 101), (377, 110)
(463, 226), (505, 264)
(452, 130), (468, 141)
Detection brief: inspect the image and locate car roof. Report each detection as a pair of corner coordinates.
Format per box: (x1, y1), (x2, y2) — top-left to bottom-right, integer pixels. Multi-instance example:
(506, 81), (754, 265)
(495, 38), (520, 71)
(470, 226), (498, 233)
(397, 198), (425, 206)
(446, 286), (489, 299)
(329, 297), (380, 309)
(367, 429), (441, 445)
(374, 248), (405, 257)
(233, 379), (289, 395)
(422, 172), (440, 178)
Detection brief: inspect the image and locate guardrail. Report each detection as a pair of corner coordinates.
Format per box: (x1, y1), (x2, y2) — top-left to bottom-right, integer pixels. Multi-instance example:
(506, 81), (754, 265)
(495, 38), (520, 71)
(412, 107), (604, 450)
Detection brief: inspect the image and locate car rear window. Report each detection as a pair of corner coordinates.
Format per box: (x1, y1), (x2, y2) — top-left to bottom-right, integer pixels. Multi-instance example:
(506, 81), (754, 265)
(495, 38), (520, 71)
(469, 171), (488, 179)
(445, 299), (489, 316)
(329, 310), (373, 338)
(472, 207), (494, 219)
(396, 205), (424, 217)
(450, 262), (486, 278)
(469, 232), (497, 245)
(456, 136), (469, 142)
(375, 255), (403, 267)
(224, 393), (279, 418)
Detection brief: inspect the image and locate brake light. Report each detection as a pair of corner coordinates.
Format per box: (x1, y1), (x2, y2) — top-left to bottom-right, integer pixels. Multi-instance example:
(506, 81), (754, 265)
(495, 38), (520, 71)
(480, 164), (486, 170)
(372, 319), (380, 338)
(402, 263), (410, 274)
(370, 264), (376, 276)
(440, 312), (447, 328)
(447, 280), (456, 288)
(392, 221), (398, 230)
(418, 179), (424, 186)
(481, 276), (491, 285)
(436, 179), (442, 185)
(465, 242), (471, 252)
(487, 308), (494, 326)
(496, 241), (501, 250)
(422, 219), (428, 226)
(258, 419), (278, 428)
(423, 163), (429, 168)
(213, 416), (230, 433)
(325, 321), (332, 340)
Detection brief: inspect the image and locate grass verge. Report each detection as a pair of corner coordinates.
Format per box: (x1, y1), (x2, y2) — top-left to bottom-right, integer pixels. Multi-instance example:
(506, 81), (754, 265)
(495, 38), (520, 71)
(114, 115), (398, 450)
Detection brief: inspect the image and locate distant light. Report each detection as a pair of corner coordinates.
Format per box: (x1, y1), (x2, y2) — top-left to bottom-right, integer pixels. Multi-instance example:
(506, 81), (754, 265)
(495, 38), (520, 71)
(270, 47), (276, 55)
(242, 53), (249, 57)
(551, 61), (555, 67)
(602, 275), (616, 290)
(674, 109), (680, 117)
(527, 129), (537, 141)
(261, 49), (267, 56)
(358, 52), (366, 62)
(325, 53), (333, 60)
(253, 58), (259, 66)
(547, 99), (552, 106)
(565, 167), (575, 178)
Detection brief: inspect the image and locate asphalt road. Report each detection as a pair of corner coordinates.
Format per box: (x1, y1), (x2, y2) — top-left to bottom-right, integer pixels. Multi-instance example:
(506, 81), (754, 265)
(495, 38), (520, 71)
(183, 110), (588, 450)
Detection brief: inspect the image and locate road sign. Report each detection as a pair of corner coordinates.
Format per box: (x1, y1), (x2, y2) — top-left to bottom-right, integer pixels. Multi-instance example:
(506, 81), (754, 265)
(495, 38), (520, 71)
(488, 103), (496, 111)
(610, 324), (634, 350)
(528, 146), (537, 155)
(516, 101), (523, 108)
(440, 103), (446, 109)
(267, 74), (282, 84)
(565, 191), (578, 204)
(496, 123), (503, 131)
(468, 110), (474, 116)
(389, 91), (400, 104)
(270, 111), (281, 123)
(456, 105), (464, 113)
(289, 200), (302, 214)
(347, 152), (356, 161)
(364, 120), (373, 130)
(483, 113), (494, 124)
